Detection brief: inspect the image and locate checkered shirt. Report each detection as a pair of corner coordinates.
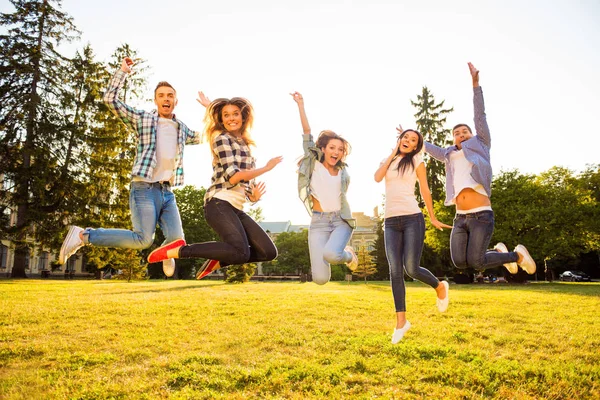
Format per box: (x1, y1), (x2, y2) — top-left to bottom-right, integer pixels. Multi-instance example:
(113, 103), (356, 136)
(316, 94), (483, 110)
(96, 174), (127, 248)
(103, 70), (202, 186)
(204, 131), (256, 204)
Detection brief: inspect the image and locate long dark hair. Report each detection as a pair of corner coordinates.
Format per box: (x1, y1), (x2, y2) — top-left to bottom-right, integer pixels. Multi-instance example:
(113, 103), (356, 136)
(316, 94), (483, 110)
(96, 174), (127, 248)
(393, 129), (423, 175)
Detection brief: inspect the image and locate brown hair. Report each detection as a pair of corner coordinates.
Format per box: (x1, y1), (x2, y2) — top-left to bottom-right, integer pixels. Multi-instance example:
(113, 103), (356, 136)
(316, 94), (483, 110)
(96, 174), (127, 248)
(203, 97), (255, 160)
(154, 81), (176, 96)
(315, 130), (351, 168)
(393, 129), (423, 176)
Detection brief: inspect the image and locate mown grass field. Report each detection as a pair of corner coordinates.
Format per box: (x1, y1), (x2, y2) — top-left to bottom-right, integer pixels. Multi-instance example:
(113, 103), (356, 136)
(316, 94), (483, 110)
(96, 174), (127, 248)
(0, 279), (598, 399)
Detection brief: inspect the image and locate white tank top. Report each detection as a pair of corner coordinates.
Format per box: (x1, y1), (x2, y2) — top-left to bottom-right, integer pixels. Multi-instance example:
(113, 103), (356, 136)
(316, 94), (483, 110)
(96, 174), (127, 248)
(450, 149), (488, 203)
(133, 118), (178, 183)
(384, 154), (423, 218)
(309, 162), (342, 212)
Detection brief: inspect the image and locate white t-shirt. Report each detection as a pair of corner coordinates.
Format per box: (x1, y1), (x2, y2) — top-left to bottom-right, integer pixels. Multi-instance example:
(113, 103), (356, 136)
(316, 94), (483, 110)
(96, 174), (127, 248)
(309, 162), (342, 212)
(384, 154), (423, 218)
(133, 118), (178, 183)
(450, 149), (487, 204)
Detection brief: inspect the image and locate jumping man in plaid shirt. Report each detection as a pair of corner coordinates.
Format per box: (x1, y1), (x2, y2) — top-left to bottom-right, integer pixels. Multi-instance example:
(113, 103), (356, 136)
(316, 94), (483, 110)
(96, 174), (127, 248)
(148, 95), (282, 279)
(59, 57), (202, 278)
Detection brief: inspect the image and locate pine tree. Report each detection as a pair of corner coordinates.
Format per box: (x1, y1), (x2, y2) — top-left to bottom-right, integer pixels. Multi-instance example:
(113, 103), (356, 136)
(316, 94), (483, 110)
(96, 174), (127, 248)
(353, 246), (377, 283)
(411, 87), (453, 203)
(0, 0), (79, 277)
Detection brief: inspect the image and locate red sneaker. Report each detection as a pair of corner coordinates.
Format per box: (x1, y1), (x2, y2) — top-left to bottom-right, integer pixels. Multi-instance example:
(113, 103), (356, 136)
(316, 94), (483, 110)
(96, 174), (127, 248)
(196, 259), (221, 280)
(147, 239), (186, 263)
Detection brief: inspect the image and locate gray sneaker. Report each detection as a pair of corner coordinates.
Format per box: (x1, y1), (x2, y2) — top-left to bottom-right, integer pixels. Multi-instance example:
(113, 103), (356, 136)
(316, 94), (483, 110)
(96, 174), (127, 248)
(163, 259), (175, 278)
(494, 242), (518, 274)
(515, 244), (536, 274)
(59, 226), (84, 264)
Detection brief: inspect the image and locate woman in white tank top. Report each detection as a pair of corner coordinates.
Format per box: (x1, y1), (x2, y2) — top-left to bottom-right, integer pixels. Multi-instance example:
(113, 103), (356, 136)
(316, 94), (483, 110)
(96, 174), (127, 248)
(374, 128), (452, 343)
(291, 92), (358, 285)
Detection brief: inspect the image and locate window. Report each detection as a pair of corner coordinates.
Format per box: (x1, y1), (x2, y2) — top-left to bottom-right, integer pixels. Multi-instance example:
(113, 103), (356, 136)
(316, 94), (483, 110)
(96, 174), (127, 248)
(37, 251), (49, 271)
(24, 247), (30, 270)
(0, 244), (7, 269)
(67, 256), (76, 272)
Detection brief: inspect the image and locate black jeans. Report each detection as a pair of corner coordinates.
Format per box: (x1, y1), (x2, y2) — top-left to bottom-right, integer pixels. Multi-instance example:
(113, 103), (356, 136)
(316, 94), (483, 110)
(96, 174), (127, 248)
(179, 198), (277, 267)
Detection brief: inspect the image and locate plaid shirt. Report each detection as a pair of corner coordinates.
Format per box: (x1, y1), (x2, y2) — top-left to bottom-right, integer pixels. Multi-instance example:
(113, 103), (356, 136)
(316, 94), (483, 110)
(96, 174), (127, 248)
(204, 131), (255, 204)
(103, 70), (201, 186)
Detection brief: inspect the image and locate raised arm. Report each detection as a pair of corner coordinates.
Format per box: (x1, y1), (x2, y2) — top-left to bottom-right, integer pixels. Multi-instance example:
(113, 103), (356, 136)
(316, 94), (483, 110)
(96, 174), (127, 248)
(469, 62), (491, 147)
(102, 57), (143, 132)
(416, 163), (452, 230)
(290, 92), (311, 135)
(424, 142), (446, 162)
(228, 157), (283, 185)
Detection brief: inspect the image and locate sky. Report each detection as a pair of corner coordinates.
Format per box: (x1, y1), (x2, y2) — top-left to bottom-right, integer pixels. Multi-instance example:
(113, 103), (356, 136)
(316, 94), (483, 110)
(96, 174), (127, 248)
(3, 0), (599, 225)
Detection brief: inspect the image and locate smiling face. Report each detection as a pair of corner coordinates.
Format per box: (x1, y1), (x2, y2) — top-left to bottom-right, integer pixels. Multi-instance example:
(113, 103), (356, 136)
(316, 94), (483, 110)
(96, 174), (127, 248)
(452, 124), (473, 150)
(398, 130), (420, 155)
(221, 104), (243, 135)
(321, 138), (344, 168)
(154, 85), (177, 119)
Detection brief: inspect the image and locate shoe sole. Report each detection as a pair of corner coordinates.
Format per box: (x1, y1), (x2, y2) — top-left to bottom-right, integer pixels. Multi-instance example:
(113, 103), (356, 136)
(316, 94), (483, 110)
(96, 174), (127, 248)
(517, 245), (536, 274)
(494, 243), (518, 274)
(163, 259), (175, 278)
(59, 226), (80, 265)
(196, 260), (220, 280)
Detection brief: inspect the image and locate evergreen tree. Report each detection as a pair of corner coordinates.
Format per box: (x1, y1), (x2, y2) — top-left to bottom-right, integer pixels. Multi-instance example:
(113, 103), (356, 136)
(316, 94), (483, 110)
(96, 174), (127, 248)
(411, 87), (453, 203)
(353, 246), (377, 282)
(71, 45), (149, 277)
(0, 0), (79, 277)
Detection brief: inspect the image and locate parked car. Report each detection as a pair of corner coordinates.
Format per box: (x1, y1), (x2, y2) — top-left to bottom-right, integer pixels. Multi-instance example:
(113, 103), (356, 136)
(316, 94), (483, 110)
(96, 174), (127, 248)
(559, 270), (591, 282)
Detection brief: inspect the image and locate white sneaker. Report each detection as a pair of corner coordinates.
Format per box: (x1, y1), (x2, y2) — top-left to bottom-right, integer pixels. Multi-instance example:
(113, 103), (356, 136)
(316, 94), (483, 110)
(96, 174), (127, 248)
(163, 259), (175, 278)
(345, 246), (358, 271)
(391, 320), (411, 344)
(436, 281), (450, 312)
(515, 244), (536, 274)
(59, 226), (84, 264)
(494, 242), (518, 274)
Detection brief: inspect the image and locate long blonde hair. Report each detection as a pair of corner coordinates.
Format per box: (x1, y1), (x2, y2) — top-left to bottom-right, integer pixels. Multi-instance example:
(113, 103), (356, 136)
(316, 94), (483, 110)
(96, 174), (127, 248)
(203, 97), (256, 160)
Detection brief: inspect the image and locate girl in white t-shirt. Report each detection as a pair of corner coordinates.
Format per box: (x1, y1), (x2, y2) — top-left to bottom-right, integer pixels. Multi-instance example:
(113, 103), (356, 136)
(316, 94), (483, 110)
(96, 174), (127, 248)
(374, 128), (452, 344)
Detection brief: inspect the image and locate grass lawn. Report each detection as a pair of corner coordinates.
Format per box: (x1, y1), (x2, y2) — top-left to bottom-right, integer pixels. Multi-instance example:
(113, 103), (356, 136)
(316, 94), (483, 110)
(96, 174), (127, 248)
(0, 279), (598, 399)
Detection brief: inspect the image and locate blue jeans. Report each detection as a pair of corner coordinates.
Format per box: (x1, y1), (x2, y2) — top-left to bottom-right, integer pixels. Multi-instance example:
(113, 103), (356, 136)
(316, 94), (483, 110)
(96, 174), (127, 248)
(178, 198), (277, 267)
(308, 211), (353, 285)
(385, 213), (439, 312)
(84, 181), (183, 249)
(451, 210), (518, 270)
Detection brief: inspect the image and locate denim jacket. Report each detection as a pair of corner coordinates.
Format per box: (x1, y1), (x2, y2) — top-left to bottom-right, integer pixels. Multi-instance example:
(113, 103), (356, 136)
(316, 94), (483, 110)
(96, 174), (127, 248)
(425, 86), (492, 206)
(297, 134), (355, 229)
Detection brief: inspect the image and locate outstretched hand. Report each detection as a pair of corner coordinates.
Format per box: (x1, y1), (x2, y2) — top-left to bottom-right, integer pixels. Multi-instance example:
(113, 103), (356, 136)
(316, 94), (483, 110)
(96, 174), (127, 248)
(197, 91), (211, 108)
(468, 62), (479, 87)
(121, 57), (134, 73)
(289, 91), (304, 106)
(265, 156), (283, 171)
(249, 181), (267, 202)
(431, 218), (453, 231)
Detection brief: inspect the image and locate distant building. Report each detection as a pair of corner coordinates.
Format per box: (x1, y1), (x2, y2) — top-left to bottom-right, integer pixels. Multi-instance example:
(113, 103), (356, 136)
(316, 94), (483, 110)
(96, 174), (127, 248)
(0, 173), (90, 278)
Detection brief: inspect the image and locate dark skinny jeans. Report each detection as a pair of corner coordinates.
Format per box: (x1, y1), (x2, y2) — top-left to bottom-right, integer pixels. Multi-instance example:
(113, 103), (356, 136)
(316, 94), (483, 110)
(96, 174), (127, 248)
(178, 198), (277, 266)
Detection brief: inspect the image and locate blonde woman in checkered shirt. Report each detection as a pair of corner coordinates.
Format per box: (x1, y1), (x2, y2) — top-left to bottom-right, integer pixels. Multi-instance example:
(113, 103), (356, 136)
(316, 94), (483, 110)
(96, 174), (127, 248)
(148, 96), (282, 279)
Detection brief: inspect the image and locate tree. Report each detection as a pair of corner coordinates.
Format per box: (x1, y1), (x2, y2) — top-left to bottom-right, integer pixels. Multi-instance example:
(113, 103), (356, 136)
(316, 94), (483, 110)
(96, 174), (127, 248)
(352, 246), (377, 282)
(411, 87), (453, 203)
(370, 217), (389, 280)
(264, 230), (309, 275)
(225, 263), (256, 283)
(0, 0), (79, 277)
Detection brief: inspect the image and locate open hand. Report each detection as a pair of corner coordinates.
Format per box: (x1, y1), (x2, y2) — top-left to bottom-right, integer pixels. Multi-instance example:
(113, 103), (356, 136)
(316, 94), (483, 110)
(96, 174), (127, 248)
(249, 181), (266, 202)
(197, 91), (211, 108)
(265, 156), (283, 171)
(431, 218), (453, 231)
(468, 62), (479, 86)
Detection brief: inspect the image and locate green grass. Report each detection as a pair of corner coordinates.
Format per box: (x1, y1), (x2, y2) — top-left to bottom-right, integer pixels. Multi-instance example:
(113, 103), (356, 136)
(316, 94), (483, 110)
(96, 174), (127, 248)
(1, 280), (599, 399)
